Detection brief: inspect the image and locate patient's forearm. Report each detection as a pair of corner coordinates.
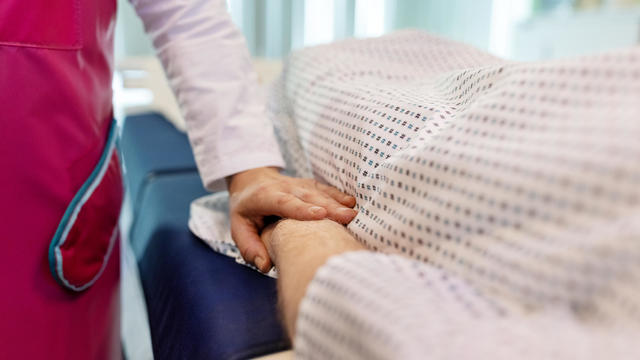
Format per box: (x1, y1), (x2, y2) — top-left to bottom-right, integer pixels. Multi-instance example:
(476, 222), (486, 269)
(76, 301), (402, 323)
(262, 219), (365, 339)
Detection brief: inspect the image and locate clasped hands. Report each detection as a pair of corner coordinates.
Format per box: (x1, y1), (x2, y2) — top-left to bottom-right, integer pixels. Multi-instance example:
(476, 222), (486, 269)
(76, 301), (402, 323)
(227, 166), (357, 272)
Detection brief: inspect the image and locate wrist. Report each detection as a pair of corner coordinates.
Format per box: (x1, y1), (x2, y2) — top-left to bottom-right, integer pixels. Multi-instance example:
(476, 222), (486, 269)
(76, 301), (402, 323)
(268, 219), (362, 267)
(267, 219), (364, 339)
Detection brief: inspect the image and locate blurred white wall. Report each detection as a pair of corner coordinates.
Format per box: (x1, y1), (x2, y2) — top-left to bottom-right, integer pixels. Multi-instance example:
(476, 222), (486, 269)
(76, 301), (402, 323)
(115, 0), (640, 63)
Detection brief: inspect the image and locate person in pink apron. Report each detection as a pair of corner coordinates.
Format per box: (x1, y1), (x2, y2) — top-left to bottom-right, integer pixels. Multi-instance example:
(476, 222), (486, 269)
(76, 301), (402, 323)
(0, 0), (122, 357)
(0, 0), (357, 358)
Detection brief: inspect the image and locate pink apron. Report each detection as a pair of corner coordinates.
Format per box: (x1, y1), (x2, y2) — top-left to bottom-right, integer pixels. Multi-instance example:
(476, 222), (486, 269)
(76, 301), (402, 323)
(0, 0), (122, 358)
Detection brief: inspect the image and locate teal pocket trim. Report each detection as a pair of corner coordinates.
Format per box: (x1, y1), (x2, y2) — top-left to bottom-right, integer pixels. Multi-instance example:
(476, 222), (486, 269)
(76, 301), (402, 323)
(48, 120), (119, 291)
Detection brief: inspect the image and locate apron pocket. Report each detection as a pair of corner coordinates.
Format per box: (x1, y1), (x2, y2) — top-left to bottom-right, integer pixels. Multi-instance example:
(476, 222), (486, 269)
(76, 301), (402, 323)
(48, 122), (123, 291)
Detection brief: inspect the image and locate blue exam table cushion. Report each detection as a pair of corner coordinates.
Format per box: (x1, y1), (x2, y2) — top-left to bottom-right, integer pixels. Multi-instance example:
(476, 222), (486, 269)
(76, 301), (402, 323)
(139, 226), (289, 359)
(119, 112), (199, 211)
(119, 113), (290, 359)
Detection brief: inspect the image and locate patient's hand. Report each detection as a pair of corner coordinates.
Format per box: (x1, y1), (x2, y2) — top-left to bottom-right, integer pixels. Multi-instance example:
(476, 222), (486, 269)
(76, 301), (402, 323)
(260, 219), (365, 339)
(227, 167), (357, 272)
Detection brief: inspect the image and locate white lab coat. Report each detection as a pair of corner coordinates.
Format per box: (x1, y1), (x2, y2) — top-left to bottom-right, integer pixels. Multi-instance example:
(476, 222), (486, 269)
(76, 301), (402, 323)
(130, 0), (285, 191)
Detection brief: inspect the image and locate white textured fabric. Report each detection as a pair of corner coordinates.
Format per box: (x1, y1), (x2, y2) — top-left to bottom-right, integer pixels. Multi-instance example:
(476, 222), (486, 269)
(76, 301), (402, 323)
(287, 31), (640, 359)
(298, 252), (639, 360)
(130, 0), (285, 190)
(190, 31), (640, 358)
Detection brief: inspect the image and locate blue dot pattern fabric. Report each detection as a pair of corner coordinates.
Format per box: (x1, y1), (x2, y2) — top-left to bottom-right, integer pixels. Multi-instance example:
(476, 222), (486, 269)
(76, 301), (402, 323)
(190, 31), (640, 359)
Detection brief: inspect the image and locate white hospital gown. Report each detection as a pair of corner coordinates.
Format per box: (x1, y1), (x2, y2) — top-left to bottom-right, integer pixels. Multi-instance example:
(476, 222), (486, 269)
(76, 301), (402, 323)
(191, 31), (640, 359)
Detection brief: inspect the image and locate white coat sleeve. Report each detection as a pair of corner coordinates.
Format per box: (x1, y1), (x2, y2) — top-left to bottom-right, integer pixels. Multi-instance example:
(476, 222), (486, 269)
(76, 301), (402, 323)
(129, 0), (285, 191)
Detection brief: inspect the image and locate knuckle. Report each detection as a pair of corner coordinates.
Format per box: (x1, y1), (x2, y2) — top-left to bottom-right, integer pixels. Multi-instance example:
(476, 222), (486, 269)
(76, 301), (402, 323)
(253, 187), (272, 202)
(255, 183), (270, 194)
(276, 193), (296, 207)
(295, 203), (312, 214)
(297, 190), (313, 201)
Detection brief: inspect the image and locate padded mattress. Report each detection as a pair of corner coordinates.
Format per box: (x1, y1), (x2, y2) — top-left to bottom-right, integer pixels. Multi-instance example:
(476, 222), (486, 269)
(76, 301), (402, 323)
(119, 113), (289, 359)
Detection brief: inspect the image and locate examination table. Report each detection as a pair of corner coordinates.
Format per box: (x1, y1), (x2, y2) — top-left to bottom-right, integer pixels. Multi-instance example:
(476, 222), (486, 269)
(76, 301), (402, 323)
(119, 113), (290, 359)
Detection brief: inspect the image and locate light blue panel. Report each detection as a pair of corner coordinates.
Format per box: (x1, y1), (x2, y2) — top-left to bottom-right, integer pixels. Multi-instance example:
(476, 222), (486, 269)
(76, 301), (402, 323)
(334, 0), (356, 40)
(291, 0), (306, 50)
(115, 0), (155, 60)
(265, 0), (293, 58)
(389, 0), (492, 51)
(241, 0), (259, 56)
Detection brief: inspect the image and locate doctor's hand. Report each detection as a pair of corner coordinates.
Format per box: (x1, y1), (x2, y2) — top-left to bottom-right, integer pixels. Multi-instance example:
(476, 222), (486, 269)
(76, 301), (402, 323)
(226, 167), (357, 273)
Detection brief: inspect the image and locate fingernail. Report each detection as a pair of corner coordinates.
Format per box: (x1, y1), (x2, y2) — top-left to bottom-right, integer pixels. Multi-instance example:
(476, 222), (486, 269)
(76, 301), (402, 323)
(309, 206), (324, 215)
(255, 256), (266, 270)
(340, 208), (358, 218)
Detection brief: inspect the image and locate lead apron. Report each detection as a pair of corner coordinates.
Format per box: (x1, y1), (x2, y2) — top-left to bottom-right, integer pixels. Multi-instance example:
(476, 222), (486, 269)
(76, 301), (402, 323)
(0, 0), (121, 359)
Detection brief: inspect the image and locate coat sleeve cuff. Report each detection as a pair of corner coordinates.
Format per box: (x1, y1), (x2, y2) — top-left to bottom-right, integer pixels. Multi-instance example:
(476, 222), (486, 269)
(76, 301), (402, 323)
(199, 151), (286, 192)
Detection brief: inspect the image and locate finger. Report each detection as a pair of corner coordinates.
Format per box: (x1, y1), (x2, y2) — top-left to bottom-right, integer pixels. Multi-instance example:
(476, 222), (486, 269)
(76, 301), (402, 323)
(330, 205), (358, 224)
(254, 192), (328, 220)
(259, 222), (279, 261)
(293, 189), (357, 225)
(230, 214), (272, 272)
(313, 181), (356, 207)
